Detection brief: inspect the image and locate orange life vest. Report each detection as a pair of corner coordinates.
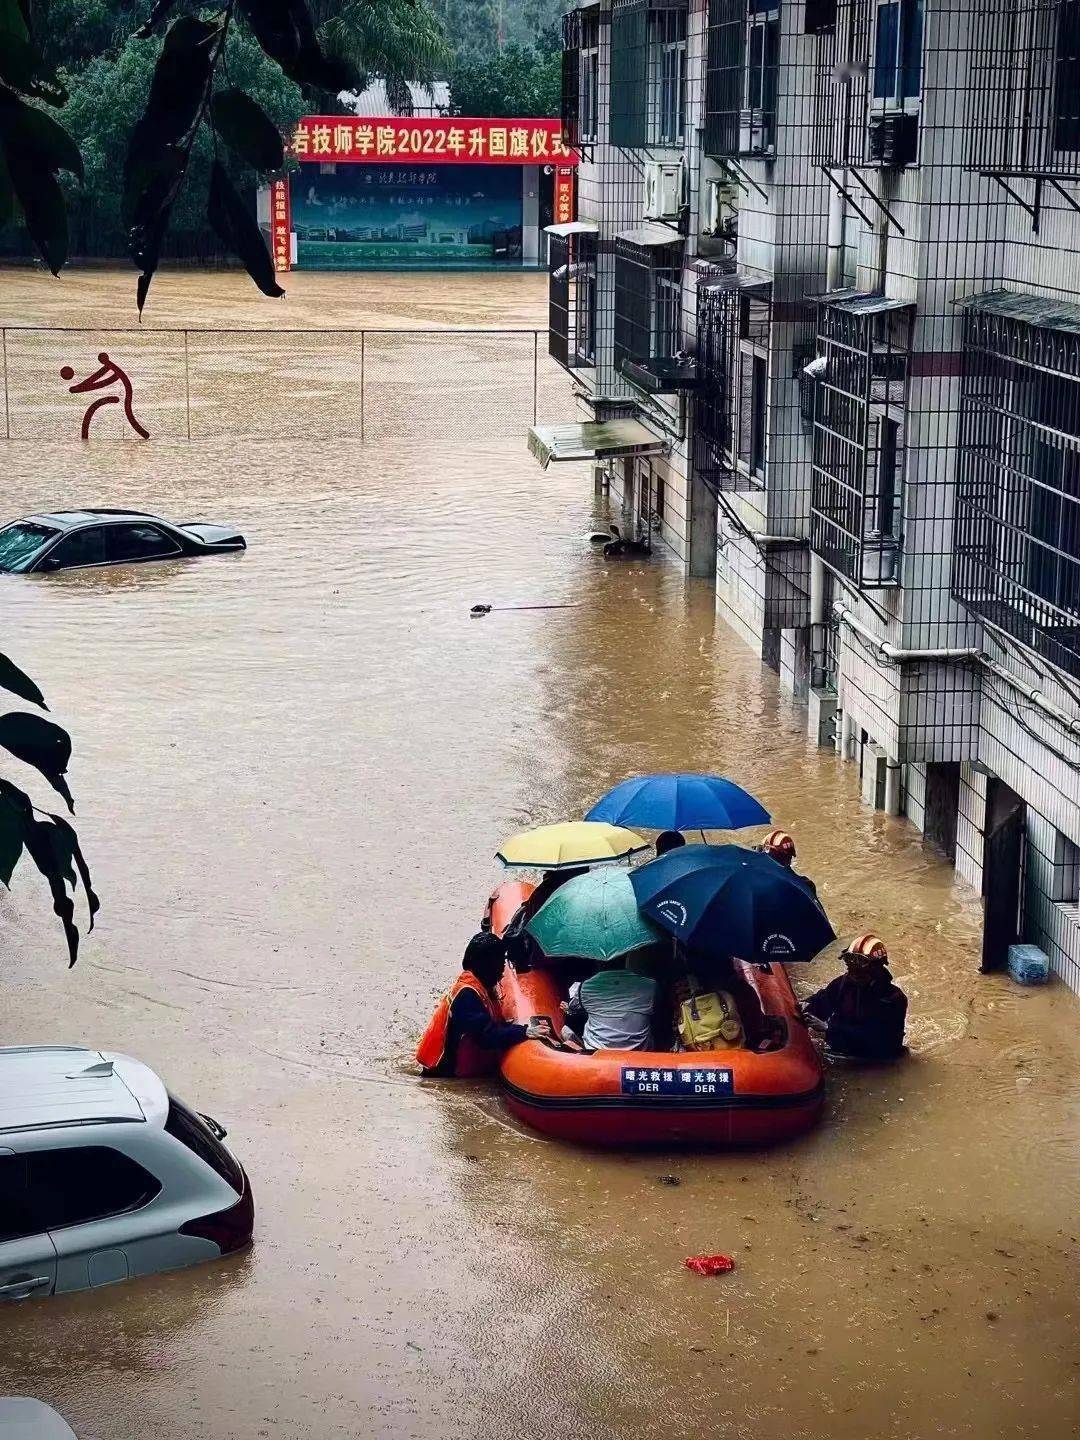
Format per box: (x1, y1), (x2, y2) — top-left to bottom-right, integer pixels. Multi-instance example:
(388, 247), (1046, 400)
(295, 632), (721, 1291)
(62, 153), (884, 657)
(416, 973), (500, 1077)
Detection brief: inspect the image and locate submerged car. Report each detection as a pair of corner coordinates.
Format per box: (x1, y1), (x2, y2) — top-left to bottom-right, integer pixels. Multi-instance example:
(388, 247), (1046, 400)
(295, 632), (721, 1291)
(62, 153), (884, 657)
(0, 510), (246, 574)
(0, 1046), (254, 1300)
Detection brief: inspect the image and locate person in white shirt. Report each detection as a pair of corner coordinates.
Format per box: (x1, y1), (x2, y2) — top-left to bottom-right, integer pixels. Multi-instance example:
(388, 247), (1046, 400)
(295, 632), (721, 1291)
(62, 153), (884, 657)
(561, 966), (657, 1051)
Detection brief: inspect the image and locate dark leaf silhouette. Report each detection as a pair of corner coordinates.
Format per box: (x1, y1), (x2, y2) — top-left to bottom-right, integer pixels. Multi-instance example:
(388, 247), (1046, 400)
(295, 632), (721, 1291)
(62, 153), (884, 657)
(211, 88), (285, 171)
(23, 815), (81, 966)
(0, 711), (74, 812)
(0, 0), (67, 104)
(0, 92), (83, 179)
(125, 14), (222, 315)
(0, 779), (30, 886)
(48, 812), (99, 930)
(207, 158), (284, 298)
(0, 89), (82, 274)
(0, 153), (12, 230)
(238, 0), (357, 91)
(0, 652), (47, 710)
(134, 0), (183, 40)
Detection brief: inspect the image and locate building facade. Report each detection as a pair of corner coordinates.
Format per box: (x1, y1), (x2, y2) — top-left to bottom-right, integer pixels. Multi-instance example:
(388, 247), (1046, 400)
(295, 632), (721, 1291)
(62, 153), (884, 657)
(533, 0), (1080, 993)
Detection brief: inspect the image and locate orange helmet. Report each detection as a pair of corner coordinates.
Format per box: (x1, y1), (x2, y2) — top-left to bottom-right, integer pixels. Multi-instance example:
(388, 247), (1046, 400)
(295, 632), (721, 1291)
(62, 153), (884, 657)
(843, 933), (889, 963)
(762, 829), (796, 860)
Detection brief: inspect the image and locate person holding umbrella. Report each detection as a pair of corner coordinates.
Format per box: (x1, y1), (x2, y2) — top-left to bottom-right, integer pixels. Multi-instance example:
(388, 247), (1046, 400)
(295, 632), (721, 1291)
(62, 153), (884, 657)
(802, 934), (908, 1061)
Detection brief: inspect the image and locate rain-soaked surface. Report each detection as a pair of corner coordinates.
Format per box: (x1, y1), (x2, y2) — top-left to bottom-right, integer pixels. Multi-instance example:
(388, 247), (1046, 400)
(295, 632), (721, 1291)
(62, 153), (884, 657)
(0, 269), (1078, 1440)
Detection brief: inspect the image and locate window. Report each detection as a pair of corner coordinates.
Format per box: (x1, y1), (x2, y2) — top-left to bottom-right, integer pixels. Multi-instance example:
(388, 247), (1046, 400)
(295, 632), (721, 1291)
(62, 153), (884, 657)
(613, 239), (683, 378)
(581, 14), (600, 142)
(105, 524), (181, 564)
(611, 0), (688, 149)
(1050, 831), (1080, 904)
(48, 527), (108, 570)
(653, 272), (682, 358)
(745, 9), (778, 115)
(548, 232), (597, 371)
(575, 268), (597, 365)
(1056, 2), (1080, 151)
(738, 352), (768, 477)
(165, 1094), (243, 1192)
(651, 7), (688, 145)
(875, 417), (901, 538)
(872, 0), (922, 104)
(0, 1147), (161, 1240)
(0, 522), (59, 574)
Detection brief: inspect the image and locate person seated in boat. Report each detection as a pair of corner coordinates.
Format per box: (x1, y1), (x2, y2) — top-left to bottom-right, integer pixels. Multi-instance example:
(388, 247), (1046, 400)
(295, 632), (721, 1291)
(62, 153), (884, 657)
(654, 829), (686, 857)
(561, 963), (657, 1052)
(679, 950), (774, 1052)
(802, 933), (907, 1061)
(760, 829), (818, 898)
(417, 933), (552, 1077)
(501, 866), (590, 969)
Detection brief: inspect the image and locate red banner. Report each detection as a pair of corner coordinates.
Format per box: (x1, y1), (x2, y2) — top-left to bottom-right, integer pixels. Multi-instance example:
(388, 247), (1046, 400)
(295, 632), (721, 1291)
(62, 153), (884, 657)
(270, 176), (291, 273)
(554, 166), (576, 226)
(291, 116), (577, 166)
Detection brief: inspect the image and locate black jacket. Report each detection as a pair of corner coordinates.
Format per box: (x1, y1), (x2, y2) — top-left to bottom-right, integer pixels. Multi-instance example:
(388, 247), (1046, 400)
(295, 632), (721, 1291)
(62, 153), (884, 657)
(805, 970), (907, 1059)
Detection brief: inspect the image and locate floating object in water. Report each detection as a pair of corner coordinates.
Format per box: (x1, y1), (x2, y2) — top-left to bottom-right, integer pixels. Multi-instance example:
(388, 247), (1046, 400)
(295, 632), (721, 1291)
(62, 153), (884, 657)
(469, 602), (584, 618)
(1007, 943), (1049, 985)
(684, 1254), (736, 1276)
(487, 880), (825, 1146)
(470, 604), (492, 617)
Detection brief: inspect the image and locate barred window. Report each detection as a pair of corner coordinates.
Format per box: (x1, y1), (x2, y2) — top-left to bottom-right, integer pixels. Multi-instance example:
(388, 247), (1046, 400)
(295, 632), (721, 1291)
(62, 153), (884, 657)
(611, 0), (689, 149)
(548, 232), (598, 371)
(705, 0), (778, 157)
(614, 238), (684, 380)
(693, 273), (772, 493)
(871, 0), (923, 104)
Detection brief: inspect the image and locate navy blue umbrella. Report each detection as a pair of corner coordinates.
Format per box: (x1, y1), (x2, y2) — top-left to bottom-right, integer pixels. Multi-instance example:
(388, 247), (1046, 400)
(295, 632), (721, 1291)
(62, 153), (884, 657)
(585, 773), (770, 832)
(628, 843), (835, 964)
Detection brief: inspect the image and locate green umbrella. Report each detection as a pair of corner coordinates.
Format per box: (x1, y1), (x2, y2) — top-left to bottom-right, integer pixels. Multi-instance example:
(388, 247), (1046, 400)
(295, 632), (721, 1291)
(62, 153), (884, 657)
(525, 867), (665, 963)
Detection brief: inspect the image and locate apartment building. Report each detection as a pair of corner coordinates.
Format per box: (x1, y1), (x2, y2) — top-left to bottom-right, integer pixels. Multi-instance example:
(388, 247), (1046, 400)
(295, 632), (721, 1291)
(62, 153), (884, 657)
(530, 0), (1080, 992)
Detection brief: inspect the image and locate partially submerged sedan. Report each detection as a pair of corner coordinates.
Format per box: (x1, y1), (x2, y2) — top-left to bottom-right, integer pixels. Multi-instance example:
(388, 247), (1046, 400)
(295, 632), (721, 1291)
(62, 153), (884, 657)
(0, 510), (246, 574)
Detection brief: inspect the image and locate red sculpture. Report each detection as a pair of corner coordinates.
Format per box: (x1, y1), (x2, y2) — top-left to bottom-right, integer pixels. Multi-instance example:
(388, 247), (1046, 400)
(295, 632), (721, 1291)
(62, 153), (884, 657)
(60, 353), (149, 440)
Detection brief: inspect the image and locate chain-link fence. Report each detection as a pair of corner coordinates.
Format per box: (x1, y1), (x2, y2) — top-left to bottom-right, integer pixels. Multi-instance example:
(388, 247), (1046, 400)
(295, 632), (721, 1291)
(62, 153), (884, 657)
(0, 327), (574, 445)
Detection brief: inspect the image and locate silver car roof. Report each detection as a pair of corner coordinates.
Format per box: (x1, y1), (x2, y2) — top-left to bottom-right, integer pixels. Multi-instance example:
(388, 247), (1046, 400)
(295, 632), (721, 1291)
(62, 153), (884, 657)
(0, 1398), (78, 1439)
(0, 1045), (168, 1134)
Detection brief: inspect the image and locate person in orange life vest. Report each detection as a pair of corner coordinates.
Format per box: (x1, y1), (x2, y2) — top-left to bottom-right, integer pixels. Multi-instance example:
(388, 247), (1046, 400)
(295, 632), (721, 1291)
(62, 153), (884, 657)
(416, 933), (552, 1077)
(760, 829), (818, 899)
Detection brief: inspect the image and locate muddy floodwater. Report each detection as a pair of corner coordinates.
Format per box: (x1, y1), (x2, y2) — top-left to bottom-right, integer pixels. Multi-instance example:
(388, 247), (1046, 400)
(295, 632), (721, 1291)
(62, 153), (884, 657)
(0, 269), (1078, 1440)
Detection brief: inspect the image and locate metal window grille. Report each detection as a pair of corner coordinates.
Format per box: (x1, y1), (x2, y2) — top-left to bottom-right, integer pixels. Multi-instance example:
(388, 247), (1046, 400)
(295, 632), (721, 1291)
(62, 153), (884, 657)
(953, 296), (1080, 679)
(562, 11), (582, 148)
(611, 0), (689, 149)
(693, 272), (772, 493)
(548, 232), (598, 371)
(811, 0), (873, 165)
(967, 0), (1080, 177)
(809, 292), (914, 588)
(564, 8), (602, 148)
(613, 238), (683, 377)
(704, 0), (778, 156)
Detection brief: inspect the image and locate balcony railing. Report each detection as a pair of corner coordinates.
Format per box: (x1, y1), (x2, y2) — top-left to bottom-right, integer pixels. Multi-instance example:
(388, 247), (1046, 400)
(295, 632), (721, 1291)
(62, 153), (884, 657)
(967, 0), (1080, 178)
(613, 232), (691, 393)
(954, 291), (1080, 679)
(809, 290), (914, 589)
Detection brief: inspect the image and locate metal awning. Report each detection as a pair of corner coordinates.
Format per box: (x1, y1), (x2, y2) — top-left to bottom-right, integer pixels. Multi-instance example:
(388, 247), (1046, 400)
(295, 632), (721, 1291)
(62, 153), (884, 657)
(545, 219), (599, 238)
(614, 223), (684, 248)
(698, 271), (771, 296)
(957, 287), (1080, 336)
(527, 419), (667, 470)
(810, 288), (914, 314)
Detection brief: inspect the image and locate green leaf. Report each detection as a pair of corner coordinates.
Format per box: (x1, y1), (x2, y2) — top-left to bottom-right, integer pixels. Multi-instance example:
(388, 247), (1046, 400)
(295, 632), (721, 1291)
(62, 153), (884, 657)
(0, 91), (82, 181)
(238, 0), (357, 91)
(0, 711), (74, 811)
(207, 158), (284, 299)
(211, 88), (284, 171)
(125, 14), (222, 314)
(0, 651), (47, 709)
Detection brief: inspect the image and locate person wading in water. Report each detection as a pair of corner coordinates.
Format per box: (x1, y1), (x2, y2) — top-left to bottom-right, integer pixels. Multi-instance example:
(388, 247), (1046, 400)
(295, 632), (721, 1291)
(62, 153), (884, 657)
(802, 934), (908, 1060)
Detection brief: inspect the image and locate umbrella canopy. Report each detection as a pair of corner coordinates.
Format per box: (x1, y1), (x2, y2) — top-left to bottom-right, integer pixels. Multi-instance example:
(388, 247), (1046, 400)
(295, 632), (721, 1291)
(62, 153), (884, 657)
(629, 843), (834, 964)
(496, 821), (648, 870)
(585, 773), (770, 831)
(526, 867), (666, 963)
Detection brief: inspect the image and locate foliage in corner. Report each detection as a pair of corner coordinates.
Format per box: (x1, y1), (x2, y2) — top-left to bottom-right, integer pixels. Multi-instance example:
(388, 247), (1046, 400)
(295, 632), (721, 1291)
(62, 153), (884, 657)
(0, 650), (98, 966)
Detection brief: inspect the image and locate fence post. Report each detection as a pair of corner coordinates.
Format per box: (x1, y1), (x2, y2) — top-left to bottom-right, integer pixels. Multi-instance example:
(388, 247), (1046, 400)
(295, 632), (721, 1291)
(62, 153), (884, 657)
(360, 329), (365, 443)
(1, 329), (9, 441)
(183, 330), (192, 441)
(532, 329), (538, 426)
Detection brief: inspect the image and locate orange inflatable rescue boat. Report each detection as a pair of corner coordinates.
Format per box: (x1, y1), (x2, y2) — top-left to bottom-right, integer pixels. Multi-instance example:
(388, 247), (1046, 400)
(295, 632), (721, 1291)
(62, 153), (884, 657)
(488, 881), (824, 1146)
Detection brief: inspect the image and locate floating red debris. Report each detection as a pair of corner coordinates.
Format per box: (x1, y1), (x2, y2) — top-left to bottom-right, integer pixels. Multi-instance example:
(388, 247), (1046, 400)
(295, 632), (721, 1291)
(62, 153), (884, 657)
(683, 1254), (735, 1276)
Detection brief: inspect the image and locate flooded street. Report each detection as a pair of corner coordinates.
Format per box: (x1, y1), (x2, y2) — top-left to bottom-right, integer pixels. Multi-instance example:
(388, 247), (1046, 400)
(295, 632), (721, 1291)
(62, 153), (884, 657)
(0, 269), (1078, 1440)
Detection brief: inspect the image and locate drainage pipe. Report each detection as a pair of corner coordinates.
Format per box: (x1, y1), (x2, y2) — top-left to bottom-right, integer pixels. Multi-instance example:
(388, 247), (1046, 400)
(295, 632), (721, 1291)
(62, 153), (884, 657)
(980, 655), (1080, 741)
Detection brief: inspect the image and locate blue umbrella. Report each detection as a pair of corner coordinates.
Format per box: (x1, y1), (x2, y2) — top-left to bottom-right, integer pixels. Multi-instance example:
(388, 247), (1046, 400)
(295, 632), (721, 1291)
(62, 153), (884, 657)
(585, 773), (770, 831)
(629, 844), (835, 964)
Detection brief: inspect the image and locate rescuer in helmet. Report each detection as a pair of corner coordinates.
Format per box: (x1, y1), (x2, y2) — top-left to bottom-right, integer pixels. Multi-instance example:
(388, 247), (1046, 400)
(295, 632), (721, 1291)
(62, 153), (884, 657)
(760, 829), (818, 898)
(802, 934), (908, 1061)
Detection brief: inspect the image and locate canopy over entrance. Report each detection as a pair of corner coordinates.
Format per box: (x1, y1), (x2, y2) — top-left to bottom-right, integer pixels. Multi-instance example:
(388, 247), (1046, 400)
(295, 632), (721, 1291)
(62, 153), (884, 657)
(527, 419), (667, 470)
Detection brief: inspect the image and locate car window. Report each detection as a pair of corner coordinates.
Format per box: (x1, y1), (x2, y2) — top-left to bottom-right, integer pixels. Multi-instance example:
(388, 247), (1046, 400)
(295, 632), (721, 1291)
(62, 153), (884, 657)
(165, 1095), (242, 1193)
(4, 1147), (162, 1233)
(0, 522), (60, 574)
(46, 527), (107, 570)
(105, 524), (181, 563)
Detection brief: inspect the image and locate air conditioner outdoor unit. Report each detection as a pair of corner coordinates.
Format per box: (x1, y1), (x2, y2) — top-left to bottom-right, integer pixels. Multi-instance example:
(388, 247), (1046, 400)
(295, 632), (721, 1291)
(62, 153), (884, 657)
(867, 112), (919, 167)
(701, 177), (738, 236)
(643, 161), (684, 221)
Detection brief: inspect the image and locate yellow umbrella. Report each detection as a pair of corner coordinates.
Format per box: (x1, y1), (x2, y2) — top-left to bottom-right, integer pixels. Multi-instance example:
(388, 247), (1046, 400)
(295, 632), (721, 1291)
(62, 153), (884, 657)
(496, 821), (648, 870)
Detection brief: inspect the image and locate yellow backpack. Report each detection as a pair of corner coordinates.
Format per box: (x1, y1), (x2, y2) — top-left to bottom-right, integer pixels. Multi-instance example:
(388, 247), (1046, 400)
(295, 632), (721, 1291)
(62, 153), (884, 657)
(678, 990), (745, 1051)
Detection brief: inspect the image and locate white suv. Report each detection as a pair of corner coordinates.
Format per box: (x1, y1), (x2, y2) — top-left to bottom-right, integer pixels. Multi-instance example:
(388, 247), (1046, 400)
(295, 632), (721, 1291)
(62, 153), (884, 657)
(0, 1046), (253, 1301)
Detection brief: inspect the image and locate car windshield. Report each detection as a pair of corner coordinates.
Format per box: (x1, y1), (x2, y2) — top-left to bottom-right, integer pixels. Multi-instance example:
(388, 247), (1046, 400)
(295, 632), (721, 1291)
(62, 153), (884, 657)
(0, 522), (59, 573)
